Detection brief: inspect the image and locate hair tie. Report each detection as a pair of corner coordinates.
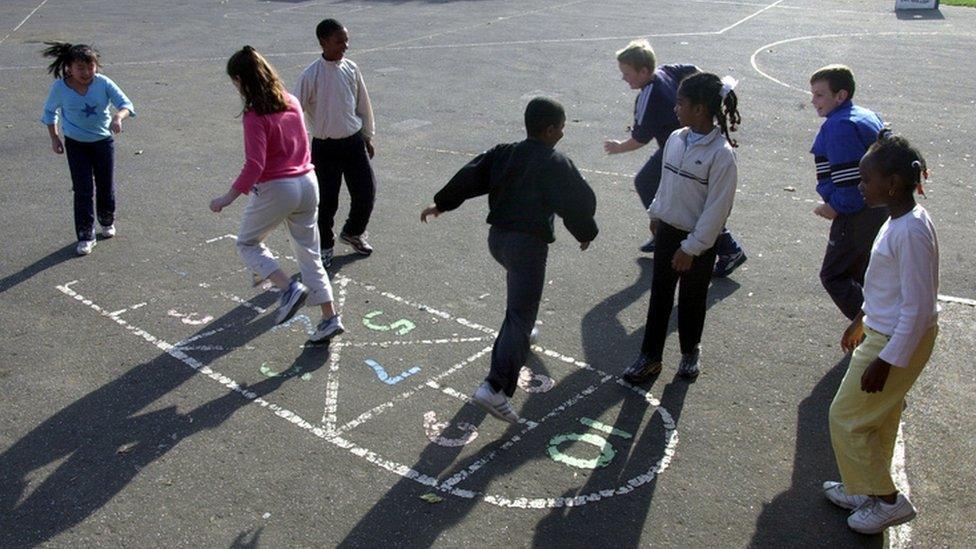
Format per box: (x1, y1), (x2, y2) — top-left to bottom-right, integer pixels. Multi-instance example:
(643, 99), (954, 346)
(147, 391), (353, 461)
(719, 75), (738, 99)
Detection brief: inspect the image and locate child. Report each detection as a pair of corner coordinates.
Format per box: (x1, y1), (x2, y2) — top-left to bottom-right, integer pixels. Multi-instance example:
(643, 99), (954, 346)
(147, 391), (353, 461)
(41, 42), (134, 256)
(809, 64), (888, 320)
(823, 134), (938, 534)
(623, 72), (740, 383)
(604, 40), (745, 277)
(421, 98), (598, 423)
(296, 18), (377, 267)
(210, 46), (344, 343)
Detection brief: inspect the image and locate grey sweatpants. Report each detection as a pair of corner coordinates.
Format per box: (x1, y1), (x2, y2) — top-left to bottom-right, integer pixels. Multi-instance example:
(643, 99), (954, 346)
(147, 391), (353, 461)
(237, 172), (334, 305)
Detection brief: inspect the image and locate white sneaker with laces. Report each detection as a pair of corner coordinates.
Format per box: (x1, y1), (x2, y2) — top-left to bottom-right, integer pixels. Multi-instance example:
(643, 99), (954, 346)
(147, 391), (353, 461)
(847, 494), (917, 534)
(472, 382), (519, 424)
(823, 481), (869, 510)
(100, 224), (116, 238)
(76, 240), (96, 255)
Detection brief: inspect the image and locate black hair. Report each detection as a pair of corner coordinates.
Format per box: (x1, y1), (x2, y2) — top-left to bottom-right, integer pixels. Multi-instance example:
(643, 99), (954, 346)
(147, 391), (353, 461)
(865, 130), (928, 194)
(677, 72), (741, 148)
(524, 97), (565, 137)
(316, 19), (344, 40)
(42, 41), (99, 79)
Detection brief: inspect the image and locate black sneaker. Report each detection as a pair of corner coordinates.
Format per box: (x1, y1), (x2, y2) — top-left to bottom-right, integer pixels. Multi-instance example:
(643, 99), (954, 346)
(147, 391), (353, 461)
(713, 249), (747, 278)
(677, 350), (701, 379)
(340, 232), (373, 255)
(639, 237), (655, 254)
(622, 354), (662, 384)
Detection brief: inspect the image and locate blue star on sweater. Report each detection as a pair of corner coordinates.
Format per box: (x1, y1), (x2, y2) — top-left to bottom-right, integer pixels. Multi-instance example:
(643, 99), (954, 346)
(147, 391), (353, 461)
(82, 103), (97, 117)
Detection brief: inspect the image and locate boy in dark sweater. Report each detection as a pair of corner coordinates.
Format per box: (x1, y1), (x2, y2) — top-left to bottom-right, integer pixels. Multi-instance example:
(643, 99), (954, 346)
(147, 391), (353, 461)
(421, 97), (598, 423)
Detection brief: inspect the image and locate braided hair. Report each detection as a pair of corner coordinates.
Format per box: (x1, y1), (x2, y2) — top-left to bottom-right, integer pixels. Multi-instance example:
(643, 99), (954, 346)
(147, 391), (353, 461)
(677, 72), (741, 147)
(866, 130), (929, 196)
(42, 41), (99, 79)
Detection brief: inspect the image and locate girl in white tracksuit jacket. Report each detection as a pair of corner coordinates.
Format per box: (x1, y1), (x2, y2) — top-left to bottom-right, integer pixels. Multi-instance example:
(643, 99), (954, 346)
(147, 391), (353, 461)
(623, 71), (742, 382)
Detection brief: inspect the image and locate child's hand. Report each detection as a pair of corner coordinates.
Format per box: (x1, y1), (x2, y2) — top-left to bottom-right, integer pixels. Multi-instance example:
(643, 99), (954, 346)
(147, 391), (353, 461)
(110, 116), (123, 135)
(365, 140), (375, 159)
(603, 140), (622, 155)
(579, 241), (591, 251)
(209, 193), (234, 213)
(813, 202), (838, 220)
(649, 219), (659, 236)
(420, 204), (441, 223)
(51, 137), (64, 155)
(671, 249), (693, 272)
(860, 358), (891, 393)
(841, 317), (864, 353)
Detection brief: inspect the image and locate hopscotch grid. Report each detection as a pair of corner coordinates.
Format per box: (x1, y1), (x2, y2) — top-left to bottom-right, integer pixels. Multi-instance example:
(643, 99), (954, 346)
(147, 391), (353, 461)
(55, 270), (677, 509)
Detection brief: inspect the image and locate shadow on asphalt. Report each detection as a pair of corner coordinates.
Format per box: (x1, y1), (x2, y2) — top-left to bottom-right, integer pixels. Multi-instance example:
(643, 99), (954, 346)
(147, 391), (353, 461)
(0, 243), (77, 295)
(0, 290), (332, 547)
(748, 355), (884, 548)
(338, 255), (741, 546)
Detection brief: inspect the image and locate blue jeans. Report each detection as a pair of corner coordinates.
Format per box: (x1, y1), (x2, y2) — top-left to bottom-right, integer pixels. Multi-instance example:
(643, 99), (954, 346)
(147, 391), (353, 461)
(65, 136), (115, 241)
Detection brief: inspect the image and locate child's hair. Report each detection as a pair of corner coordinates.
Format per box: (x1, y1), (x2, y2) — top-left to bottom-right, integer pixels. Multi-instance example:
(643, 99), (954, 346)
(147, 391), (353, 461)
(524, 97), (565, 137)
(677, 72), (741, 148)
(42, 41), (99, 79)
(810, 64), (856, 99)
(316, 18), (344, 40)
(615, 39), (656, 73)
(866, 130), (928, 194)
(226, 46), (289, 116)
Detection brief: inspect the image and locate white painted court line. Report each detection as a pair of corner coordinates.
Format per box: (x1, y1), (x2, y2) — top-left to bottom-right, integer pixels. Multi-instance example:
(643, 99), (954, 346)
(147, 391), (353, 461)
(414, 146), (636, 179)
(0, 0), (49, 47)
(716, 0), (787, 34)
(322, 276), (350, 432)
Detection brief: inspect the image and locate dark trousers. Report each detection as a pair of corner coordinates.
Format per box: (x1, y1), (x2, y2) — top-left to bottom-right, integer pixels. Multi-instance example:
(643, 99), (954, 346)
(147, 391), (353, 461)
(641, 222), (717, 360)
(486, 227), (548, 397)
(820, 206), (889, 320)
(65, 136), (115, 242)
(634, 148), (664, 209)
(311, 134), (376, 249)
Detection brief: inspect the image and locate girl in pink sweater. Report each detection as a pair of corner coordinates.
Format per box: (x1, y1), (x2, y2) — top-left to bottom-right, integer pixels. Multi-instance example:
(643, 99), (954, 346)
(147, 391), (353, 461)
(210, 46), (343, 343)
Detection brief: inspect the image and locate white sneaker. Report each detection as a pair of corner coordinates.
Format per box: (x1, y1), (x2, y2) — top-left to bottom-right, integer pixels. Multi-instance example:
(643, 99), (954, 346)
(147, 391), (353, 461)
(309, 314), (345, 343)
(847, 494), (917, 534)
(76, 240), (96, 255)
(100, 224), (116, 238)
(823, 481), (869, 510)
(471, 382), (519, 424)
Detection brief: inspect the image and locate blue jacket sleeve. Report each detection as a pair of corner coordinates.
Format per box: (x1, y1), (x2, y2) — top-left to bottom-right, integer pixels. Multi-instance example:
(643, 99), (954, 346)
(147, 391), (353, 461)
(103, 76), (135, 117)
(41, 81), (61, 126)
(824, 120), (868, 214)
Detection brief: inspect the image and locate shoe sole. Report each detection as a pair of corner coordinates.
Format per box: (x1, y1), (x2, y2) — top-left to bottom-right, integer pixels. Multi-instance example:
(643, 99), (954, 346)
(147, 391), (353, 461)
(471, 394), (518, 424)
(308, 326), (344, 344)
(849, 510), (917, 534)
(276, 289), (308, 325)
(340, 234), (373, 255)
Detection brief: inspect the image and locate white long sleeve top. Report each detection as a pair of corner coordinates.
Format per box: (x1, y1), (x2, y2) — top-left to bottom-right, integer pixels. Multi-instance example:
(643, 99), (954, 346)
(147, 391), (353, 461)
(863, 204), (940, 368)
(295, 56), (374, 141)
(647, 127), (738, 257)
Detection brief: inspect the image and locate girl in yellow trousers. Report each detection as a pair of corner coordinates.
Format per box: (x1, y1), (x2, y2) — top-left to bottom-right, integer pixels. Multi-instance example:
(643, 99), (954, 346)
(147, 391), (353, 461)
(823, 132), (939, 535)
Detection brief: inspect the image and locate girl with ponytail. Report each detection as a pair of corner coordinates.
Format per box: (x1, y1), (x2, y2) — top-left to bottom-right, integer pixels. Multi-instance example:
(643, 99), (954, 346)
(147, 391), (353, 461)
(622, 71), (744, 383)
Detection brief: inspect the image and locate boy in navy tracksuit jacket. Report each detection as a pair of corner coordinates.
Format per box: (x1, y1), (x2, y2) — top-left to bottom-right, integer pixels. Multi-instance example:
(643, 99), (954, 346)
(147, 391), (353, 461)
(421, 98), (598, 424)
(809, 65), (887, 320)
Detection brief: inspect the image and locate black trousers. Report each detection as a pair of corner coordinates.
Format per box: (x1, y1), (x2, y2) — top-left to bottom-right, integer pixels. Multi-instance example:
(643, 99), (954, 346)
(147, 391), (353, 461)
(65, 136), (115, 242)
(486, 227), (548, 397)
(820, 206), (888, 320)
(310, 134), (376, 249)
(640, 222), (717, 360)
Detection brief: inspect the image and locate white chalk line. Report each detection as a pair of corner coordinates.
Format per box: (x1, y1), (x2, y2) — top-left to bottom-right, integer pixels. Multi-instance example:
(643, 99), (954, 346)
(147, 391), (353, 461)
(716, 0), (787, 34)
(56, 274), (678, 509)
(322, 276), (350, 432)
(750, 31), (959, 94)
(415, 146), (636, 179)
(0, 0), (49, 47)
